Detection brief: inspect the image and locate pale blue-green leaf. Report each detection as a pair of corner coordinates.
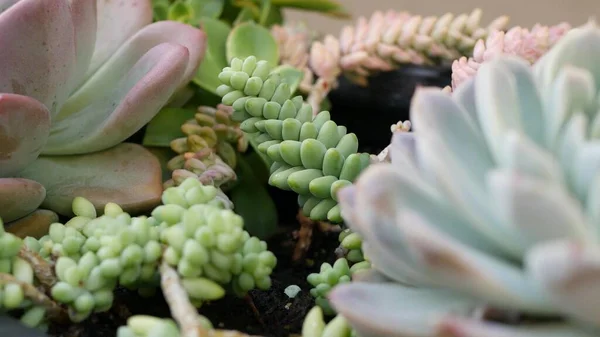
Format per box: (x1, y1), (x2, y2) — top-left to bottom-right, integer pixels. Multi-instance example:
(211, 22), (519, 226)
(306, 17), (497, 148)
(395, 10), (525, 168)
(328, 283), (475, 337)
(395, 208), (553, 314)
(411, 88), (494, 187)
(487, 169), (590, 247)
(526, 240), (600, 328)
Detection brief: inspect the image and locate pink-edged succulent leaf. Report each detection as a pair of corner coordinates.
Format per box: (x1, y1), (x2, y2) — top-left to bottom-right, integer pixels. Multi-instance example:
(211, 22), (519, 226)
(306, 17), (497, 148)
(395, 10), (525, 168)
(45, 42), (189, 154)
(84, 0), (153, 80)
(66, 0), (98, 93)
(16, 143), (163, 217)
(0, 93), (50, 176)
(0, 0), (76, 116)
(0, 178), (46, 222)
(45, 21), (207, 155)
(5, 209), (58, 239)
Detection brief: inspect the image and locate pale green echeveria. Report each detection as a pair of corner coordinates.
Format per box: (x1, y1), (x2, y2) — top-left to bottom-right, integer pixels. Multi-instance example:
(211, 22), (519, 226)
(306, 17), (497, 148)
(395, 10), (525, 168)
(0, 0), (206, 226)
(328, 21), (600, 337)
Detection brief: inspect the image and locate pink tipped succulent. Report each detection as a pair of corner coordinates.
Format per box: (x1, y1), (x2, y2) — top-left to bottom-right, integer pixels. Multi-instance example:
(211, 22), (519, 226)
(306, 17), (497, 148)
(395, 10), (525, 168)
(0, 0), (206, 228)
(333, 8), (509, 86)
(450, 22), (571, 90)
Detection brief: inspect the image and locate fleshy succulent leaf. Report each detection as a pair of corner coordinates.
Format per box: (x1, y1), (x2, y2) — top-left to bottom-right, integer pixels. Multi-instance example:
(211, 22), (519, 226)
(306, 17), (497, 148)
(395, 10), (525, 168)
(16, 143), (163, 217)
(186, 0), (224, 20)
(272, 65), (304, 94)
(66, 0), (98, 93)
(0, 94), (50, 176)
(5, 209), (58, 239)
(193, 17), (231, 94)
(142, 107), (197, 147)
(226, 21), (279, 67)
(0, 178), (46, 223)
(328, 283), (476, 337)
(85, 0), (153, 79)
(0, 0), (76, 116)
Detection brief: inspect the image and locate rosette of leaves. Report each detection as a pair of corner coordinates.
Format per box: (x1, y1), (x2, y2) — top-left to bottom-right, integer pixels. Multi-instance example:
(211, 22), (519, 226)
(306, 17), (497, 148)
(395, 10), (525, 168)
(217, 56), (371, 222)
(0, 0), (205, 232)
(327, 22), (600, 336)
(161, 104), (247, 189)
(302, 307), (354, 337)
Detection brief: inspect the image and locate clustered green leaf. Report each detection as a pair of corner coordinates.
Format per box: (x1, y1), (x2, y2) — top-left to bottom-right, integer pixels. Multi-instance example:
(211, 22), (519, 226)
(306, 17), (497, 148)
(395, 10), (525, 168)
(0, 220), (47, 330)
(337, 229), (365, 264)
(217, 56), (370, 222)
(154, 179), (278, 301)
(307, 258), (369, 315)
(117, 315), (192, 337)
(302, 307), (355, 337)
(10, 177), (276, 325)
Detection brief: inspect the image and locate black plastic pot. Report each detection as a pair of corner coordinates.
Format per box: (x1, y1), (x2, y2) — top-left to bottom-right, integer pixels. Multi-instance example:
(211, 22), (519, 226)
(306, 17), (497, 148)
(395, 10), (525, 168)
(328, 64), (451, 154)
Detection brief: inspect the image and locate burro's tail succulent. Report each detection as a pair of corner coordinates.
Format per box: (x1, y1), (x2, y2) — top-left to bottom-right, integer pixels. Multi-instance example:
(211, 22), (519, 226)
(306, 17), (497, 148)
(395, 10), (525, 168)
(216, 56), (371, 222)
(326, 22), (600, 336)
(0, 0), (206, 229)
(449, 22), (571, 90)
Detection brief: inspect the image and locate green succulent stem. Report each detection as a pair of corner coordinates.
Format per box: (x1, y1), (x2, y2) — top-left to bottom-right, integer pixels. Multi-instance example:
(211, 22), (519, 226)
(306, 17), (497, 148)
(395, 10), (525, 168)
(217, 56), (370, 222)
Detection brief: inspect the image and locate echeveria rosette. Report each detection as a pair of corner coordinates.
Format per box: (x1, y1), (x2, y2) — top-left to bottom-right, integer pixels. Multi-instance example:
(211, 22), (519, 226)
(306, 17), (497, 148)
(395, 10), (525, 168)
(327, 22), (600, 336)
(217, 56), (370, 222)
(0, 0), (206, 225)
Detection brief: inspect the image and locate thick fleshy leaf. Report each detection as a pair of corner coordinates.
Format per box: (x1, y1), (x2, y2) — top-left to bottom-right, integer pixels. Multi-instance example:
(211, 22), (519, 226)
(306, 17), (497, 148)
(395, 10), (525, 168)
(45, 42), (190, 155)
(533, 22), (600, 105)
(488, 169), (590, 246)
(187, 0), (224, 20)
(6, 209), (58, 239)
(415, 131), (525, 256)
(496, 130), (562, 182)
(411, 88), (494, 186)
(436, 316), (597, 337)
(193, 17), (232, 94)
(328, 282), (476, 337)
(53, 19), (206, 124)
(0, 0), (76, 115)
(17, 143), (163, 216)
(0, 178), (45, 223)
(226, 21), (279, 67)
(0, 94), (50, 176)
(526, 240), (600, 326)
(66, 0), (98, 92)
(85, 0), (153, 79)
(545, 66), (595, 149)
(272, 65), (304, 94)
(475, 58), (525, 162)
(395, 208), (553, 313)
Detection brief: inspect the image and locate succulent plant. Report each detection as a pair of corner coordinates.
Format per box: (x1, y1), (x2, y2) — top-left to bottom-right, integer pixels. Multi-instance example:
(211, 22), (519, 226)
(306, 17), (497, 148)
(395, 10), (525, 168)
(449, 22), (571, 90)
(0, 0), (206, 228)
(327, 22), (600, 336)
(308, 8), (509, 89)
(217, 56), (372, 222)
(164, 104), (247, 189)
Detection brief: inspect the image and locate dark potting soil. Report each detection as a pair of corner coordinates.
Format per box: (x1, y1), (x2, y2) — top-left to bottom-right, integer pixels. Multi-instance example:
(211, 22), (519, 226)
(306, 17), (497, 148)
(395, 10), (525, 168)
(47, 192), (340, 337)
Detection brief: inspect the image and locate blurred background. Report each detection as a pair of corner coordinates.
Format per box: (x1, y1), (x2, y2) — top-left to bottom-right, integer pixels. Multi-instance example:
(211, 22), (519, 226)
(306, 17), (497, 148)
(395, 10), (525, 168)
(284, 0), (596, 34)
